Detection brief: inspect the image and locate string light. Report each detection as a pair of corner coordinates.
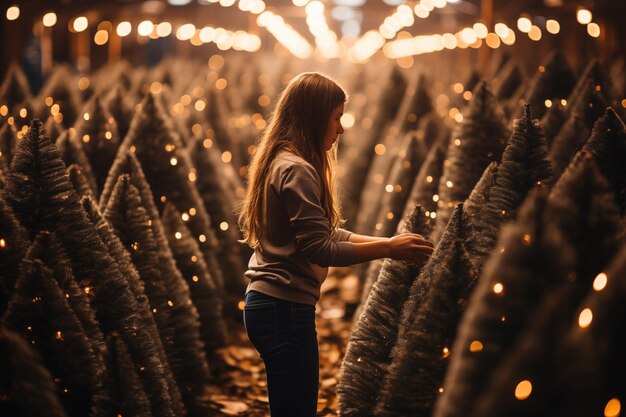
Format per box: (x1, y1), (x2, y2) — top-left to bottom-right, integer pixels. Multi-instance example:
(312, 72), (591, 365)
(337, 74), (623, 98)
(515, 380), (532, 400)
(469, 341), (483, 352)
(42, 12), (57, 27)
(257, 11), (312, 58)
(578, 308), (593, 328)
(6, 5), (19, 21)
(493, 282), (504, 294)
(593, 272), (607, 291)
(587, 23), (600, 38)
(73, 16), (88, 32)
(604, 398), (621, 417)
(116, 21), (132, 37)
(576, 8), (592, 25)
(546, 19), (560, 34)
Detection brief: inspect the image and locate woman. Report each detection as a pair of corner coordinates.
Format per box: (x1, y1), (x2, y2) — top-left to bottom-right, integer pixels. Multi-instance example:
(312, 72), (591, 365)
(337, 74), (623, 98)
(238, 72), (433, 417)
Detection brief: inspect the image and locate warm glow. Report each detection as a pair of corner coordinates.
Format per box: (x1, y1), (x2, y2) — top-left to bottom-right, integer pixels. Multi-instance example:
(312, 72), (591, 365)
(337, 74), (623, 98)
(515, 380), (532, 400)
(493, 282), (504, 294)
(517, 17), (531, 33)
(157, 22), (173, 37)
(473, 23), (488, 39)
(587, 23), (600, 38)
(341, 113), (355, 128)
(593, 272), (608, 291)
(528, 25), (542, 41)
(604, 398), (621, 417)
(469, 341), (483, 352)
(546, 19), (560, 34)
(43, 12), (57, 27)
(175, 232), (182, 239)
(170, 157), (178, 166)
(220, 222), (229, 231)
(578, 308), (593, 328)
(6, 5), (19, 21)
(176, 23), (196, 40)
(73, 16), (88, 32)
(94, 29), (109, 45)
(138, 20), (154, 36)
(116, 21), (132, 37)
(577, 8), (592, 25)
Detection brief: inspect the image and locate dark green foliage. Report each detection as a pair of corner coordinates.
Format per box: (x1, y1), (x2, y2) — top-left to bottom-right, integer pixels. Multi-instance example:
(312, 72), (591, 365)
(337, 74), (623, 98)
(518, 51), (577, 119)
(0, 195), (29, 318)
(105, 334), (153, 417)
(0, 122), (19, 168)
(73, 96), (121, 191)
(401, 132), (450, 221)
(2, 233), (106, 417)
(432, 80), (509, 241)
(161, 203), (228, 368)
(67, 164), (95, 198)
(81, 195), (184, 417)
(582, 107), (626, 213)
(375, 205), (472, 417)
(2, 119), (177, 417)
(35, 66), (81, 128)
(103, 85), (133, 140)
(0, 324), (69, 417)
(101, 94), (228, 298)
(105, 174), (210, 416)
(56, 131), (98, 196)
(337, 205), (433, 417)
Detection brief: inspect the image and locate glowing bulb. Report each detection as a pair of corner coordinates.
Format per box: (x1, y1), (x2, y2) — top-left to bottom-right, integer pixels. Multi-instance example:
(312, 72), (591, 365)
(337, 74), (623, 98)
(6, 5), (19, 21)
(116, 21), (132, 37)
(604, 398), (621, 417)
(577, 8), (592, 25)
(42, 12), (57, 27)
(587, 23), (600, 38)
(170, 157), (178, 166)
(138, 20), (154, 36)
(220, 222), (229, 231)
(546, 19), (560, 34)
(593, 272), (607, 291)
(493, 282), (504, 294)
(469, 341), (483, 352)
(578, 308), (593, 328)
(515, 380), (532, 400)
(175, 232), (182, 239)
(517, 17), (531, 33)
(73, 16), (88, 32)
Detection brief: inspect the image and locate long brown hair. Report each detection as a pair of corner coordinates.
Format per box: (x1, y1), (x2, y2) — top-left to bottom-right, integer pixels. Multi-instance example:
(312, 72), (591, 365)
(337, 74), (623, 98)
(238, 72), (346, 249)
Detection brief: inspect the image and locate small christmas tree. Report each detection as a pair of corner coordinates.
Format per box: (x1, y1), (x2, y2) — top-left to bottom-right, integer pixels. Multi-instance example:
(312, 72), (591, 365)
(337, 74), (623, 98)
(67, 164), (96, 198)
(337, 205), (433, 417)
(432, 80), (509, 241)
(401, 133), (450, 224)
(2, 232), (106, 417)
(73, 96), (121, 191)
(567, 58), (618, 114)
(101, 94), (230, 297)
(0, 194), (29, 317)
(81, 195), (185, 417)
(0, 63), (34, 129)
(493, 61), (524, 100)
(105, 174), (210, 417)
(582, 107), (626, 213)
(375, 205), (472, 417)
(0, 324), (69, 417)
(540, 102), (568, 147)
(373, 130), (428, 237)
(103, 85), (133, 140)
(105, 333), (153, 417)
(56, 130), (98, 196)
(161, 203), (228, 368)
(35, 65), (82, 128)
(518, 51), (577, 119)
(2, 119), (177, 417)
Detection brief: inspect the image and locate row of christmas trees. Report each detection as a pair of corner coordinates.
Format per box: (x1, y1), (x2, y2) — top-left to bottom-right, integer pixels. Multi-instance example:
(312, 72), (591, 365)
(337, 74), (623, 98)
(0, 57), (265, 416)
(336, 51), (626, 417)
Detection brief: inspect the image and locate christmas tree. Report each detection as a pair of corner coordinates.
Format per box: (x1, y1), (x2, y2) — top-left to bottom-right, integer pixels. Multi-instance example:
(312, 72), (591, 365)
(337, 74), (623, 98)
(161, 202), (228, 368)
(582, 107), (626, 213)
(2, 232), (106, 417)
(100, 94), (230, 298)
(432, 80), (509, 242)
(0, 121), (19, 168)
(0, 324), (69, 417)
(67, 164), (96, 198)
(567, 59), (618, 114)
(104, 174), (210, 416)
(337, 205), (433, 417)
(517, 51), (577, 119)
(373, 130), (428, 237)
(105, 333), (153, 417)
(2, 119), (177, 417)
(103, 85), (133, 140)
(401, 132), (450, 223)
(81, 195), (185, 417)
(540, 102), (567, 147)
(187, 134), (248, 275)
(72, 96), (121, 191)
(0, 194), (29, 316)
(35, 65), (82, 129)
(56, 130), (99, 196)
(375, 205), (471, 417)
(493, 60), (524, 100)
(0, 63), (34, 129)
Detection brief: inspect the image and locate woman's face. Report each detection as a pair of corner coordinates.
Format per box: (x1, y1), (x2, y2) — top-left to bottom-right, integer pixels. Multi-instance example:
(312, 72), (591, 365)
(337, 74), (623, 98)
(323, 103), (345, 151)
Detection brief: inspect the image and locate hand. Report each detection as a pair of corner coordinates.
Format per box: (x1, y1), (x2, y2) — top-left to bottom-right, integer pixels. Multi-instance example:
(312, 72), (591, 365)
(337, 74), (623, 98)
(387, 233), (434, 266)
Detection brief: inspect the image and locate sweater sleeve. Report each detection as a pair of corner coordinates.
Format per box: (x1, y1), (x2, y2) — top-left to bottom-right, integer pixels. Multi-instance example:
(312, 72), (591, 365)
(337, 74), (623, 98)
(280, 162), (355, 267)
(335, 228), (354, 242)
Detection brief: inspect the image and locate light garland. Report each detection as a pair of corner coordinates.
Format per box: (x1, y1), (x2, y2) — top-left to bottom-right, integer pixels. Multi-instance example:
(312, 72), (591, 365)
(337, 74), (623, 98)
(257, 11), (312, 58)
(305, 1), (340, 59)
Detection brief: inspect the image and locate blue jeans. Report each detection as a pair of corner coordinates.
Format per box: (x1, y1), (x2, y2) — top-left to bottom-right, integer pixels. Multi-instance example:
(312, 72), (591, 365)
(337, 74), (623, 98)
(243, 290), (319, 417)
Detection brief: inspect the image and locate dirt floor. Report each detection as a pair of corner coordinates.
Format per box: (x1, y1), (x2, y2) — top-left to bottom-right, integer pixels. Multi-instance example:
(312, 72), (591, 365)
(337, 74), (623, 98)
(201, 267), (361, 416)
